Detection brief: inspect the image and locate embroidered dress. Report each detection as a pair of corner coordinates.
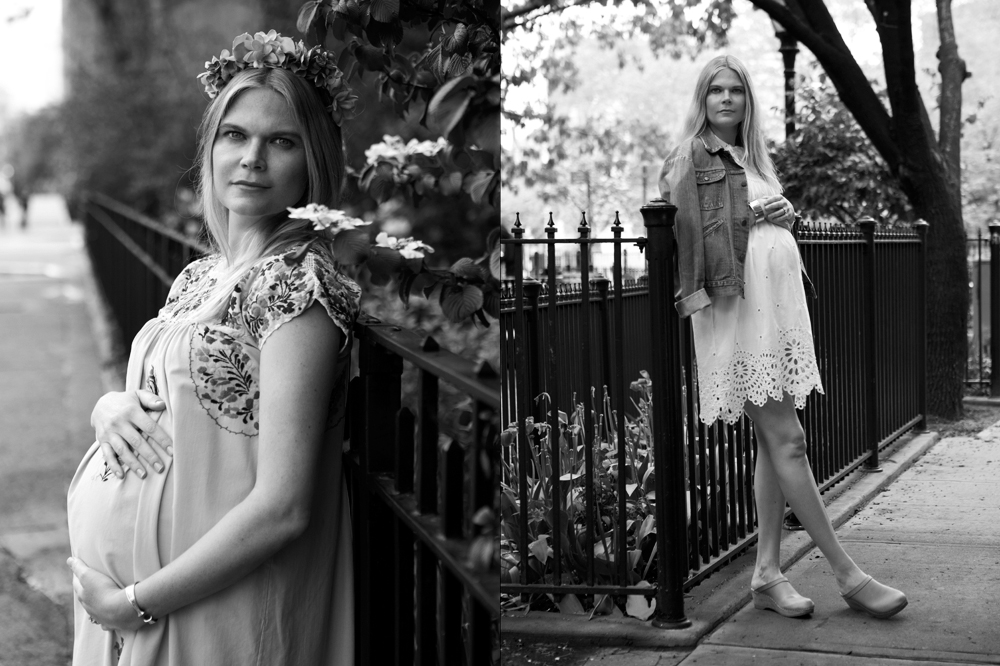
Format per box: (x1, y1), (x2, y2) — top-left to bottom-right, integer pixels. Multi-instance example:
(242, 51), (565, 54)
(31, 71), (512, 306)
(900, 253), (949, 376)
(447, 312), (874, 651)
(691, 151), (824, 424)
(67, 246), (361, 665)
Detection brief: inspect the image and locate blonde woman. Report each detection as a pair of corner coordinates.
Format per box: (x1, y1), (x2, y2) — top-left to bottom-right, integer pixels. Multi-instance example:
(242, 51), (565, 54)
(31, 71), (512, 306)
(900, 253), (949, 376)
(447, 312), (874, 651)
(659, 55), (907, 619)
(66, 32), (360, 664)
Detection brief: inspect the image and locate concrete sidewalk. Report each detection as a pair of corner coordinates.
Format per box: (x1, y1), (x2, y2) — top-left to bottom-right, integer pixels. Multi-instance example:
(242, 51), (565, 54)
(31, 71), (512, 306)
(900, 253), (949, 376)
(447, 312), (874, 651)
(0, 194), (114, 665)
(504, 420), (1000, 665)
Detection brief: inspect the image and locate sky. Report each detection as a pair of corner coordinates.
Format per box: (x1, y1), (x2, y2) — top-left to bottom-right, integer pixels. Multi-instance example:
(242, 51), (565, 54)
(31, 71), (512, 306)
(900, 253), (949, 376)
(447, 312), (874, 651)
(0, 0), (63, 115)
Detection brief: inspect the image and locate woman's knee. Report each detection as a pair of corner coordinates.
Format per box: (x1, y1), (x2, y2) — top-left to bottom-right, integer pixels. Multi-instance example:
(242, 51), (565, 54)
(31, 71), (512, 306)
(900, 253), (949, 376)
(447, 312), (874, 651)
(768, 422), (807, 460)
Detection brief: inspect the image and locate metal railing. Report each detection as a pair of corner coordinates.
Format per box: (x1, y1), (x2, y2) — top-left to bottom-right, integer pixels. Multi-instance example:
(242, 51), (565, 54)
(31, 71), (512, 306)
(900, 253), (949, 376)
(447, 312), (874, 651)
(966, 223), (1000, 394)
(499, 202), (927, 626)
(81, 192), (500, 665)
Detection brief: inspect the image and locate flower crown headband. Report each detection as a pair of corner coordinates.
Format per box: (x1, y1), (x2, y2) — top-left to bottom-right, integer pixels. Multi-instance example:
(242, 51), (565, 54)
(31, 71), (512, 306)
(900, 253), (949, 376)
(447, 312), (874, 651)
(198, 30), (360, 125)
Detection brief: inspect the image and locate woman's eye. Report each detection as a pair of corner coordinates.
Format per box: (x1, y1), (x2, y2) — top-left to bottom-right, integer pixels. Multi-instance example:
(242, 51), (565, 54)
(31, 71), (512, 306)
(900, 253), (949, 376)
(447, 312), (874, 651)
(273, 137), (294, 147)
(223, 130), (244, 140)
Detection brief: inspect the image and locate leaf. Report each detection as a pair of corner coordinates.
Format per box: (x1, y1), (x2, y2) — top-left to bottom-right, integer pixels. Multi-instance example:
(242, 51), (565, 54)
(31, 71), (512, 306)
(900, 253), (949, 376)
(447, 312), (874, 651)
(529, 534), (551, 566)
(369, 0), (399, 22)
(625, 581), (656, 620)
(440, 284), (484, 321)
(367, 246), (404, 285)
(488, 246), (501, 279)
(296, 1), (322, 34)
(463, 170), (497, 205)
(365, 162), (396, 203)
(332, 228), (371, 266)
(427, 74), (477, 137)
(450, 256), (487, 280)
(554, 593), (586, 615)
(636, 514), (655, 542)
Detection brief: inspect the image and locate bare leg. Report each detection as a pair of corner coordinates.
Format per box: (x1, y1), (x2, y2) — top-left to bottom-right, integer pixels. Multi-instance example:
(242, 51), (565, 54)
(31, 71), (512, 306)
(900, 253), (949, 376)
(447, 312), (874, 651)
(744, 393), (868, 595)
(749, 434), (788, 589)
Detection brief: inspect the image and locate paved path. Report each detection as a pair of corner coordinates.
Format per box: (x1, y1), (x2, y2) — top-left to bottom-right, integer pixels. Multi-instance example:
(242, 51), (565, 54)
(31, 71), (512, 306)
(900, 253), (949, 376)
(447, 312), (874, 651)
(504, 421), (1000, 665)
(0, 194), (111, 665)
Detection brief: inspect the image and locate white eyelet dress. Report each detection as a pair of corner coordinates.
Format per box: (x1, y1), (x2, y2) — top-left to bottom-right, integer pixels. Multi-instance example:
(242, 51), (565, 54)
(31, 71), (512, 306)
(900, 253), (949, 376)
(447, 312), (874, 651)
(690, 154), (824, 425)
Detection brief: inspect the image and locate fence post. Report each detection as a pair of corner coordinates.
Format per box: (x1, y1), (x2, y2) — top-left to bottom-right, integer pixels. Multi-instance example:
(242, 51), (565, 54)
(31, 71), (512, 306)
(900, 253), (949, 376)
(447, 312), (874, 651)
(990, 222), (1000, 397)
(640, 198), (691, 629)
(595, 276), (612, 403)
(859, 217), (882, 472)
(523, 278), (543, 417)
(915, 220), (929, 428)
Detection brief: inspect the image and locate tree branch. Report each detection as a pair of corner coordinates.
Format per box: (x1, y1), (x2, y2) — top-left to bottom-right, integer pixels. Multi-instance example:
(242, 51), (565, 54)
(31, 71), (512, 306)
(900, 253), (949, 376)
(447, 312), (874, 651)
(935, 0), (967, 188)
(501, 0), (600, 32)
(750, 0), (900, 172)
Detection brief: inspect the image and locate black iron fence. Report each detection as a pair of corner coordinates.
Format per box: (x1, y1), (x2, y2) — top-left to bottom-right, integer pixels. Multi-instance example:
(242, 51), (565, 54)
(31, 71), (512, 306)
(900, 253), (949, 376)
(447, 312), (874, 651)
(967, 223), (1000, 394)
(81, 192), (500, 665)
(499, 203), (927, 627)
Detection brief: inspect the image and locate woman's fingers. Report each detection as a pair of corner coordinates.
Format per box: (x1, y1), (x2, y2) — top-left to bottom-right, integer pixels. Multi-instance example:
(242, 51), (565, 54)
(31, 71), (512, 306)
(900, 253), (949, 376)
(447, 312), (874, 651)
(134, 391), (173, 453)
(97, 441), (125, 479)
(108, 433), (148, 479)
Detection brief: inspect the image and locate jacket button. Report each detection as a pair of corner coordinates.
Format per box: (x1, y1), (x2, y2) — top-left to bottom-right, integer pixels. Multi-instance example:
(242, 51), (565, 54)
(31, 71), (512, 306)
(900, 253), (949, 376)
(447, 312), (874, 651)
(741, 220), (747, 227)
(738, 252), (746, 262)
(740, 181), (747, 187)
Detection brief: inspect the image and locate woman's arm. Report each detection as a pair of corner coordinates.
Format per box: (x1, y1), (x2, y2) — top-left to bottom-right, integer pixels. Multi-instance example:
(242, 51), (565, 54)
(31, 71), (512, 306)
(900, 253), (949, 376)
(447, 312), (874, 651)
(70, 303), (342, 628)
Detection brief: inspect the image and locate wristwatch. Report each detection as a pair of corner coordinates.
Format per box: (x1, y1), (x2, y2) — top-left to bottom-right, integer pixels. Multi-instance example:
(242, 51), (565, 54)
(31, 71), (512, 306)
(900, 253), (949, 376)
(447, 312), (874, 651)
(125, 582), (157, 625)
(749, 199), (766, 223)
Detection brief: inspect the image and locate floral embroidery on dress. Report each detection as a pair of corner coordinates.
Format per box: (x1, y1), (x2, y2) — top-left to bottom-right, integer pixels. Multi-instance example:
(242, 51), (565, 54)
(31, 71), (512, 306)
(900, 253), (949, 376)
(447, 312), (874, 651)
(160, 256), (220, 319)
(189, 325), (260, 436)
(237, 248), (361, 347)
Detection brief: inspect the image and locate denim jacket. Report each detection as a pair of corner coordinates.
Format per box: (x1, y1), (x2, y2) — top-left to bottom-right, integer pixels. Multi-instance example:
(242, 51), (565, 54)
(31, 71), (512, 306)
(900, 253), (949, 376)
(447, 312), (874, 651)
(658, 130), (808, 318)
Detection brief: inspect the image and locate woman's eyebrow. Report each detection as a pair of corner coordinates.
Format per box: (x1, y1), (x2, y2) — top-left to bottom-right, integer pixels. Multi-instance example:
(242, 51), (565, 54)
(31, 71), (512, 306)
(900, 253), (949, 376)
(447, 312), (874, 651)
(219, 122), (302, 138)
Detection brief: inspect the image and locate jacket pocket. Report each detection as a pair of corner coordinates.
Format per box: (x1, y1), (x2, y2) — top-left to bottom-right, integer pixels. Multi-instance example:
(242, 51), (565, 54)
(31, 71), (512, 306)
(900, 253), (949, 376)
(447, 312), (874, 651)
(695, 169), (726, 210)
(702, 217), (731, 278)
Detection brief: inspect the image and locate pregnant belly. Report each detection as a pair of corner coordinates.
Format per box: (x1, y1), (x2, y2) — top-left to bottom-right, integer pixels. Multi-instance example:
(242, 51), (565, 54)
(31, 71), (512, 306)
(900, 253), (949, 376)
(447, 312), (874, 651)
(67, 444), (144, 586)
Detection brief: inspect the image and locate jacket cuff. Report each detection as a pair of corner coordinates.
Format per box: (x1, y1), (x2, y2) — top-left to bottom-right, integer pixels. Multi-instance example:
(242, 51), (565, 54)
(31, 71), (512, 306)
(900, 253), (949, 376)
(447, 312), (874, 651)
(675, 289), (711, 318)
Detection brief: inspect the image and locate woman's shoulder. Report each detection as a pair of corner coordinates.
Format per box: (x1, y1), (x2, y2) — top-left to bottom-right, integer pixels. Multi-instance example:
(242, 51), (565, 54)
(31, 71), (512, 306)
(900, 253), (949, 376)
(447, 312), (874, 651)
(239, 242), (361, 345)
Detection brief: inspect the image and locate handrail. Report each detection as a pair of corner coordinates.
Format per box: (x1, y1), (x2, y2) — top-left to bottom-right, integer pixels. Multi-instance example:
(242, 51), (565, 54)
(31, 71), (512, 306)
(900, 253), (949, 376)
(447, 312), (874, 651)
(84, 190), (210, 254)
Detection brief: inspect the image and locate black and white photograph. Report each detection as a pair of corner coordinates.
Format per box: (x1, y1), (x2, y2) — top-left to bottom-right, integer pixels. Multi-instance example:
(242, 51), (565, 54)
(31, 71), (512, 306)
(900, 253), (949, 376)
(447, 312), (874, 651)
(0, 1), (500, 664)
(500, 0), (1000, 664)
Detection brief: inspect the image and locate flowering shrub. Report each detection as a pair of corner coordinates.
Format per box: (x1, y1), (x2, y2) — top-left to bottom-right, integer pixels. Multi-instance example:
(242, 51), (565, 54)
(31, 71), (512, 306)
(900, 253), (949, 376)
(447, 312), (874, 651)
(287, 204), (500, 323)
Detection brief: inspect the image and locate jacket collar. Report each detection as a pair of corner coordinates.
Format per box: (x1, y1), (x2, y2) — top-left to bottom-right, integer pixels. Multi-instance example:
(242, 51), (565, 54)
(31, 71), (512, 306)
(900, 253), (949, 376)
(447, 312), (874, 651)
(698, 129), (742, 156)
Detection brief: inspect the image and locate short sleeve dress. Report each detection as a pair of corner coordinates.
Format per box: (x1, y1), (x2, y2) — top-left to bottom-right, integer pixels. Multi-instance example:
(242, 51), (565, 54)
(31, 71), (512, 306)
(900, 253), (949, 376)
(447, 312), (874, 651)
(691, 146), (824, 424)
(67, 245), (361, 666)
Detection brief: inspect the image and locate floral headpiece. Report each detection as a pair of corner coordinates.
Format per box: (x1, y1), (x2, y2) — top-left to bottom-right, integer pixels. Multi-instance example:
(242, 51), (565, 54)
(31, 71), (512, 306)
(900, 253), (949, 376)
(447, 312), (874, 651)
(198, 30), (359, 125)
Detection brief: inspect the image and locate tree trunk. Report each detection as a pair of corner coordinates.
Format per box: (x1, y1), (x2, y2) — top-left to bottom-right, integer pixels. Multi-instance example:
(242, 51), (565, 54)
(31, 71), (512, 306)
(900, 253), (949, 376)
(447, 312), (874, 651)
(895, 152), (968, 418)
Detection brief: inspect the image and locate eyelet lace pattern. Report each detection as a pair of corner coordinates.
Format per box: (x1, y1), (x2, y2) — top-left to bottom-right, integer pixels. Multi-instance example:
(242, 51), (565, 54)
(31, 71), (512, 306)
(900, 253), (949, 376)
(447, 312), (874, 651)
(696, 326), (824, 425)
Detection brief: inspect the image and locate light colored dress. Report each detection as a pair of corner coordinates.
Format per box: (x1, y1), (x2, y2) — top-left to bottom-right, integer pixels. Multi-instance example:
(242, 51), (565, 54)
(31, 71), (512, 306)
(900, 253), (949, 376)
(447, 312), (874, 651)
(67, 245), (361, 665)
(691, 155), (824, 424)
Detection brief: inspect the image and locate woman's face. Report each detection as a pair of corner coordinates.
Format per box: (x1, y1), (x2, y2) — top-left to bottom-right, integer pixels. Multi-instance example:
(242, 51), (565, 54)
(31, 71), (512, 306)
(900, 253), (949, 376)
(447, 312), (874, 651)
(212, 87), (308, 224)
(705, 68), (746, 137)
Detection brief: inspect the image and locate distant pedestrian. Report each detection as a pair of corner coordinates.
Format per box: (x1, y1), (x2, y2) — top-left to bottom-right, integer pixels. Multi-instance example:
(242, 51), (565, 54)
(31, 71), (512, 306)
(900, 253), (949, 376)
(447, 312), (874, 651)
(65, 30), (360, 664)
(659, 54), (907, 619)
(0, 192), (6, 229)
(12, 179), (29, 229)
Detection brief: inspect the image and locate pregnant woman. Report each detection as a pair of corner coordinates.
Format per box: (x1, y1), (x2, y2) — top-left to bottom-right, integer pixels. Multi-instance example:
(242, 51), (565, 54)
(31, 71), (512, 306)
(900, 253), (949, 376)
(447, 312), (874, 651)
(66, 31), (360, 664)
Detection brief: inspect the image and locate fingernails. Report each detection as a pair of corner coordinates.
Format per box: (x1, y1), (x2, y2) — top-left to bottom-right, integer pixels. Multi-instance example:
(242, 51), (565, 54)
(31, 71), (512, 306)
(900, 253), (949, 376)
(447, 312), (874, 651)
(116, 471), (124, 480)
(166, 446), (174, 456)
(153, 461), (164, 473)
(137, 468), (147, 479)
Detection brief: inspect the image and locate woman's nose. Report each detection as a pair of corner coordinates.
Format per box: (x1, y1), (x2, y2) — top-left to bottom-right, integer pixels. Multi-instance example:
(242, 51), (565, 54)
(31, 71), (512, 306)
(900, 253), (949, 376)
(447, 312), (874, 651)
(240, 141), (266, 171)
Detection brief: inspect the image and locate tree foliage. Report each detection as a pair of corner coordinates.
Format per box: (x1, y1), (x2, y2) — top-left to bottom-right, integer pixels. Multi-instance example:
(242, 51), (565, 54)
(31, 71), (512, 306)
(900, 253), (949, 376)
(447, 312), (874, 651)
(771, 72), (911, 225)
(298, 0), (502, 322)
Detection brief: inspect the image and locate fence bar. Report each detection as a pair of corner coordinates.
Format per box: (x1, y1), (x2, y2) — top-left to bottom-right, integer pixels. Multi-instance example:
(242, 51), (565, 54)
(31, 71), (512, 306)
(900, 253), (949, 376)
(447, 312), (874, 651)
(545, 214), (563, 585)
(510, 219), (532, 592)
(611, 214), (629, 586)
(640, 198), (691, 629)
(577, 213), (596, 586)
(859, 218), (882, 472)
(991, 222), (1000, 397)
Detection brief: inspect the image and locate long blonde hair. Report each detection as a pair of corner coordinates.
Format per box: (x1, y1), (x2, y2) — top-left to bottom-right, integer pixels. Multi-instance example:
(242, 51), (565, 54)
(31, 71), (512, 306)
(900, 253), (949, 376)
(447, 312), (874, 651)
(183, 66), (345, 322)
(680, 54), (782, 193)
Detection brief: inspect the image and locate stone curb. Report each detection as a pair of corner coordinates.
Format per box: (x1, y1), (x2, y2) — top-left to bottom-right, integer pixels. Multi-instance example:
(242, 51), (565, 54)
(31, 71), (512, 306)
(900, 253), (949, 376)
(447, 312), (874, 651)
(500, 430), (940, 648)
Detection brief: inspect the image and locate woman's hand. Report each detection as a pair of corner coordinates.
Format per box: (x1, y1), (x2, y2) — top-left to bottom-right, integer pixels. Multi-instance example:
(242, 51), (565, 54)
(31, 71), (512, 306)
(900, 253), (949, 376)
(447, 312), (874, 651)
(762, 195), (795, 226)
(92, 390), (172, 480)
(67, 557), (145, 632)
